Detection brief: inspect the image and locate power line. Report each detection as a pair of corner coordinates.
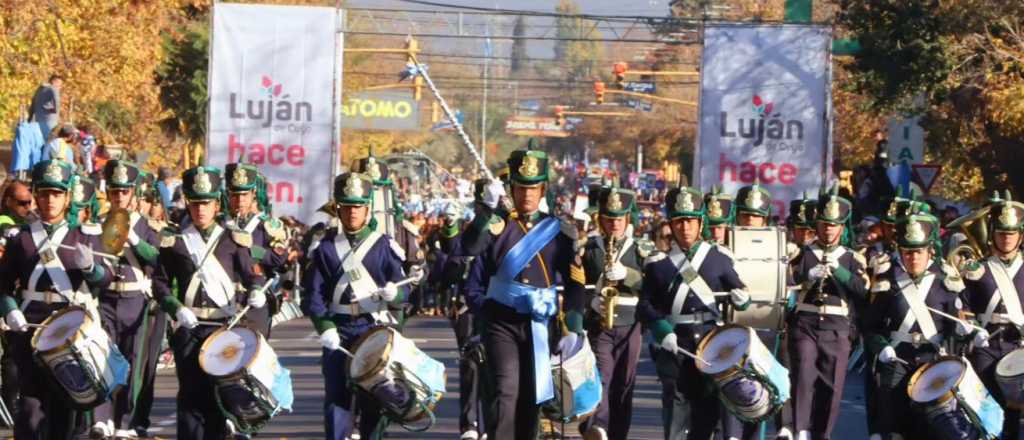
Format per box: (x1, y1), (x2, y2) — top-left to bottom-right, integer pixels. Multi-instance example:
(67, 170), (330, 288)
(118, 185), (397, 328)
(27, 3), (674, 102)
(345, 30), (698, 45)
(343, 70), (700, 86)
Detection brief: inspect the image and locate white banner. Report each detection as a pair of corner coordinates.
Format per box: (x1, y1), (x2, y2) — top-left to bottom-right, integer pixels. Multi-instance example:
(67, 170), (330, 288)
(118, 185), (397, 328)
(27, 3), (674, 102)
(207, 3), (340, 221)
(696, 24), (832, 217)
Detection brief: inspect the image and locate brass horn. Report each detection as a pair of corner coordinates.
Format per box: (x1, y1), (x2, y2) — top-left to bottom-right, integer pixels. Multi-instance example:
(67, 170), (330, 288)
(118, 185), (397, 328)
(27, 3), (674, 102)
(945, 205), (991, 268)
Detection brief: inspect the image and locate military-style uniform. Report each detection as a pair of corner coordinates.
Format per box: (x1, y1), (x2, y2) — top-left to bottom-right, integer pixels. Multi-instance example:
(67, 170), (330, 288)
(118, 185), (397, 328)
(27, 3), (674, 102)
(578, 188), (649, 440)
(961, 195), (1024, 439)
(0, 160), (113, 439)
(787, 192), (869, 439)
(90, 160), (164, 438)
(637, 187), (751, 440)
(459, 150), (587, 440)
(151, 166), (266, 439)
(866, 214), (966, 439)
(225, 163), (289, 337)
(67, 173), (99, 228)
(301, 172), (409, 440)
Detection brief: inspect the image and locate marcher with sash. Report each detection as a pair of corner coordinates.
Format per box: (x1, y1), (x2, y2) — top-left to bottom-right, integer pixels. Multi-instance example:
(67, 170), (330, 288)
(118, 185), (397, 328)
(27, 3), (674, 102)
(703, 186), (734, 246)
(0, 159), (113, 438)
(301, 172), (416, 440)
(787, 194), (818, 252)
(87, 160), (163, 439)
(578, 188), (652, 440)
(637, 187), (751, 440)
(458, 149), (587, 440)
(151, 166), (267, 439)
(224, 163), (289, 337)
(961, 192), (1024, 438)
(866, 214), (980, 439)
(787, 189), (870, 440)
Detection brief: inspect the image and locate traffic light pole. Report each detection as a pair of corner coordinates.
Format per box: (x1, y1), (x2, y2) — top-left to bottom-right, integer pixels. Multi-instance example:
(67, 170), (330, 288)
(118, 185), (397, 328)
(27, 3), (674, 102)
(605, 90), (697, 106)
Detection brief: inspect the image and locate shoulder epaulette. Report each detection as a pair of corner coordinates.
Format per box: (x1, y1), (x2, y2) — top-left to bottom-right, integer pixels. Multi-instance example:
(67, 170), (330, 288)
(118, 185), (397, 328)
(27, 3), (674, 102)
(941, 262), (965, 292)
(79, 222), (101, 236)
(644, 251), (667, 266)
(851, 250), (867, 268)
(160, 227), (178, 248)
(230, 229), (252, 248)
(960, 259), (985, 281)
(146, 218), (166, 232)
(264, 217), (287, 242)
(871, 279), (892, 293)
(488, 216), (506, 236)
(635, 238), (656, 259)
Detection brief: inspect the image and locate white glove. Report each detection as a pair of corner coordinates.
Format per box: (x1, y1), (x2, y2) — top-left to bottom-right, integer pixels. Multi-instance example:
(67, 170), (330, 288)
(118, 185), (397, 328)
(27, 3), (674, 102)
(5, 310), (27, 332)
(70, 242), (95, 272)
(729, 288), (751, 305)
(878, 345), (898, 364)
(605, 263), (627, 282)
(175, 307), (199, 329)
(482, 179), (506, 209)
(808, 265), (830, 282)
(320, 328), (342, 351)
(248, 290), (267, 308)
(408, 266), (426, 284)
(825, 258), (840, 270)
(955, 320), (973, 336)
(660, 332), (680, 354)
(556, 333), (579, 355)
(377, 282), (399, 302)
(973, 328), (991, 348)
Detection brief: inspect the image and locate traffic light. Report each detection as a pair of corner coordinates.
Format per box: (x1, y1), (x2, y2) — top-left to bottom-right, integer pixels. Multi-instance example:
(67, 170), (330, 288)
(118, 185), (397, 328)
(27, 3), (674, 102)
(406, 37), (423, 100)
(593, 81), (606, 104)
(554, 105), (566, 126)
(612, 62), (628, 89)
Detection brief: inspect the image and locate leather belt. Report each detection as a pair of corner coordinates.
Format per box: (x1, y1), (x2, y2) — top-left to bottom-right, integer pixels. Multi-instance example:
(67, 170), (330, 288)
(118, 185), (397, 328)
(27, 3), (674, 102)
(329, 301), (385, 316)
(108, 280), (152, 295)
(668, 311), (718, 325)
(188, 306), (232, 320)
(796, 303), (849, 316)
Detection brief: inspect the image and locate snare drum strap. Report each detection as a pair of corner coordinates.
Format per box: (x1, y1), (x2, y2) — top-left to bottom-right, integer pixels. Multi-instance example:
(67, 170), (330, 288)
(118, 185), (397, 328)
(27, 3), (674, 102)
(669, 242), (716, 319)
(25, 221), (86, 307)
(985, 257), (1024, 327)
(182, 224), (234, 310)
(121, 213), (152, 297)
(331, 231), (388, 316)
(894, 270), (940, 345)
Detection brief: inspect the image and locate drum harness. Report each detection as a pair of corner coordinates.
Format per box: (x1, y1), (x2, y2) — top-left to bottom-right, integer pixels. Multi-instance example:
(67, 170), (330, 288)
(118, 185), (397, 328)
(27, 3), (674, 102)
(667, 242), (720, 326)
(981, 256), (1024, 333)
(22, 221), (95, 311)
(181, 223), (239, 321)
(890, 270), (943, 349)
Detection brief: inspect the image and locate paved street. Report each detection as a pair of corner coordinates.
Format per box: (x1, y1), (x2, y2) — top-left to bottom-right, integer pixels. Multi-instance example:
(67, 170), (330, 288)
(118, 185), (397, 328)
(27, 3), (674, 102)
(0, 316), (877, 439)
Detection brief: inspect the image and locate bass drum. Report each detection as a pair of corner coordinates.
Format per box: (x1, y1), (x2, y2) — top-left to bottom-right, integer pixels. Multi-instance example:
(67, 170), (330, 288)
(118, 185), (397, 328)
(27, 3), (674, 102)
(728, 227), (787, 330)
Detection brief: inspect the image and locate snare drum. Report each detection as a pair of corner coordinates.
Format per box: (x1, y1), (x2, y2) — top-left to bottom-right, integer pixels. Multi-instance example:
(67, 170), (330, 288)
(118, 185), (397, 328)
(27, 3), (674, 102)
(908, 356), (1003, 439)
(995, 347), (1024, 409)
(32, 306), (129, 409)
(348, 326), (446, 427)
(200, 325), (294, 433)
(728, 227), (788, 330)
(696, 324), (790, 422)
(543, 335), (602, 423)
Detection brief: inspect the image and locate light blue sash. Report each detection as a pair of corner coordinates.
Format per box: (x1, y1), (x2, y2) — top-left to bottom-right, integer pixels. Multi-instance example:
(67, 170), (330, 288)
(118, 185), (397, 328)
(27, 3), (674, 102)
(486, 216), (561, 403)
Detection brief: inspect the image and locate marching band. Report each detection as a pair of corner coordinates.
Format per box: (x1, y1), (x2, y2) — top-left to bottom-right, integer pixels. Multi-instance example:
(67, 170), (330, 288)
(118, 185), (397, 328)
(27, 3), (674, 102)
(2, 147), (1024, 440)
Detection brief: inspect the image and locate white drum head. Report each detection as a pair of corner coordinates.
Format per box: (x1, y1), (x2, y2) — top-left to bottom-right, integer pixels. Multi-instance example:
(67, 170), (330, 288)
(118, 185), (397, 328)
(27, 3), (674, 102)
(350, 328), (392, 380)
(997, 348), (1024, 378)
(35, 309), (87, 352)
(698, 327), (750, 375)
(909, 358), (965, 403)
(200, 328), (259, 377)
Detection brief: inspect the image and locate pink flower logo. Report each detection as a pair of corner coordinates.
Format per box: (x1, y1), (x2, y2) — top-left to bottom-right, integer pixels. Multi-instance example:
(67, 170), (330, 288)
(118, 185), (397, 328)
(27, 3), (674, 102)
(261, 75), (283, 98)
(752, 95), (775, 118)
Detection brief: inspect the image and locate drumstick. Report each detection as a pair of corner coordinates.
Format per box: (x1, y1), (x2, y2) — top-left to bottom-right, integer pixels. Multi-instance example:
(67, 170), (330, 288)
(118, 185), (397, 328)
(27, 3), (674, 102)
(675, 347), (711, 367)
(332, 345), (356, 358)
(926, 306), (985, 332)
(226, 305), (251, 331)
(57, 244), (119, 261)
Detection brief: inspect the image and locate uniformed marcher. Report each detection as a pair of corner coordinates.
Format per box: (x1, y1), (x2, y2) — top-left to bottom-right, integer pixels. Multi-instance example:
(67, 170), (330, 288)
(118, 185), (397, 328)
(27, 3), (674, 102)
(735, 183), (772, 227)
(224, 162), (290, 337)
(67, 174), (99, 227)
(637, 187), (751, 440)
(703, 186), (734, 245)
(90, 160), (164, 439)
(866, 214), (980, 439)
(578, 188), (650, 440)
(459, 149), (588, 440)
(787, 194), (818, 250)
(961, 192), (1024, 438)
(787, 190), (869, 440)
(152, 166), (267, 439)
(0, 159), (113, 439)
(301, 172), (415, 440)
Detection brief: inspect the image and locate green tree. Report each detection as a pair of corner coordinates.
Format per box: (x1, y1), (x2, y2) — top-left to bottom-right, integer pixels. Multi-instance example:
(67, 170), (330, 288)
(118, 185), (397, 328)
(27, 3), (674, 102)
(155, 20), (209, 148)
(554, 0), (604, 81)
